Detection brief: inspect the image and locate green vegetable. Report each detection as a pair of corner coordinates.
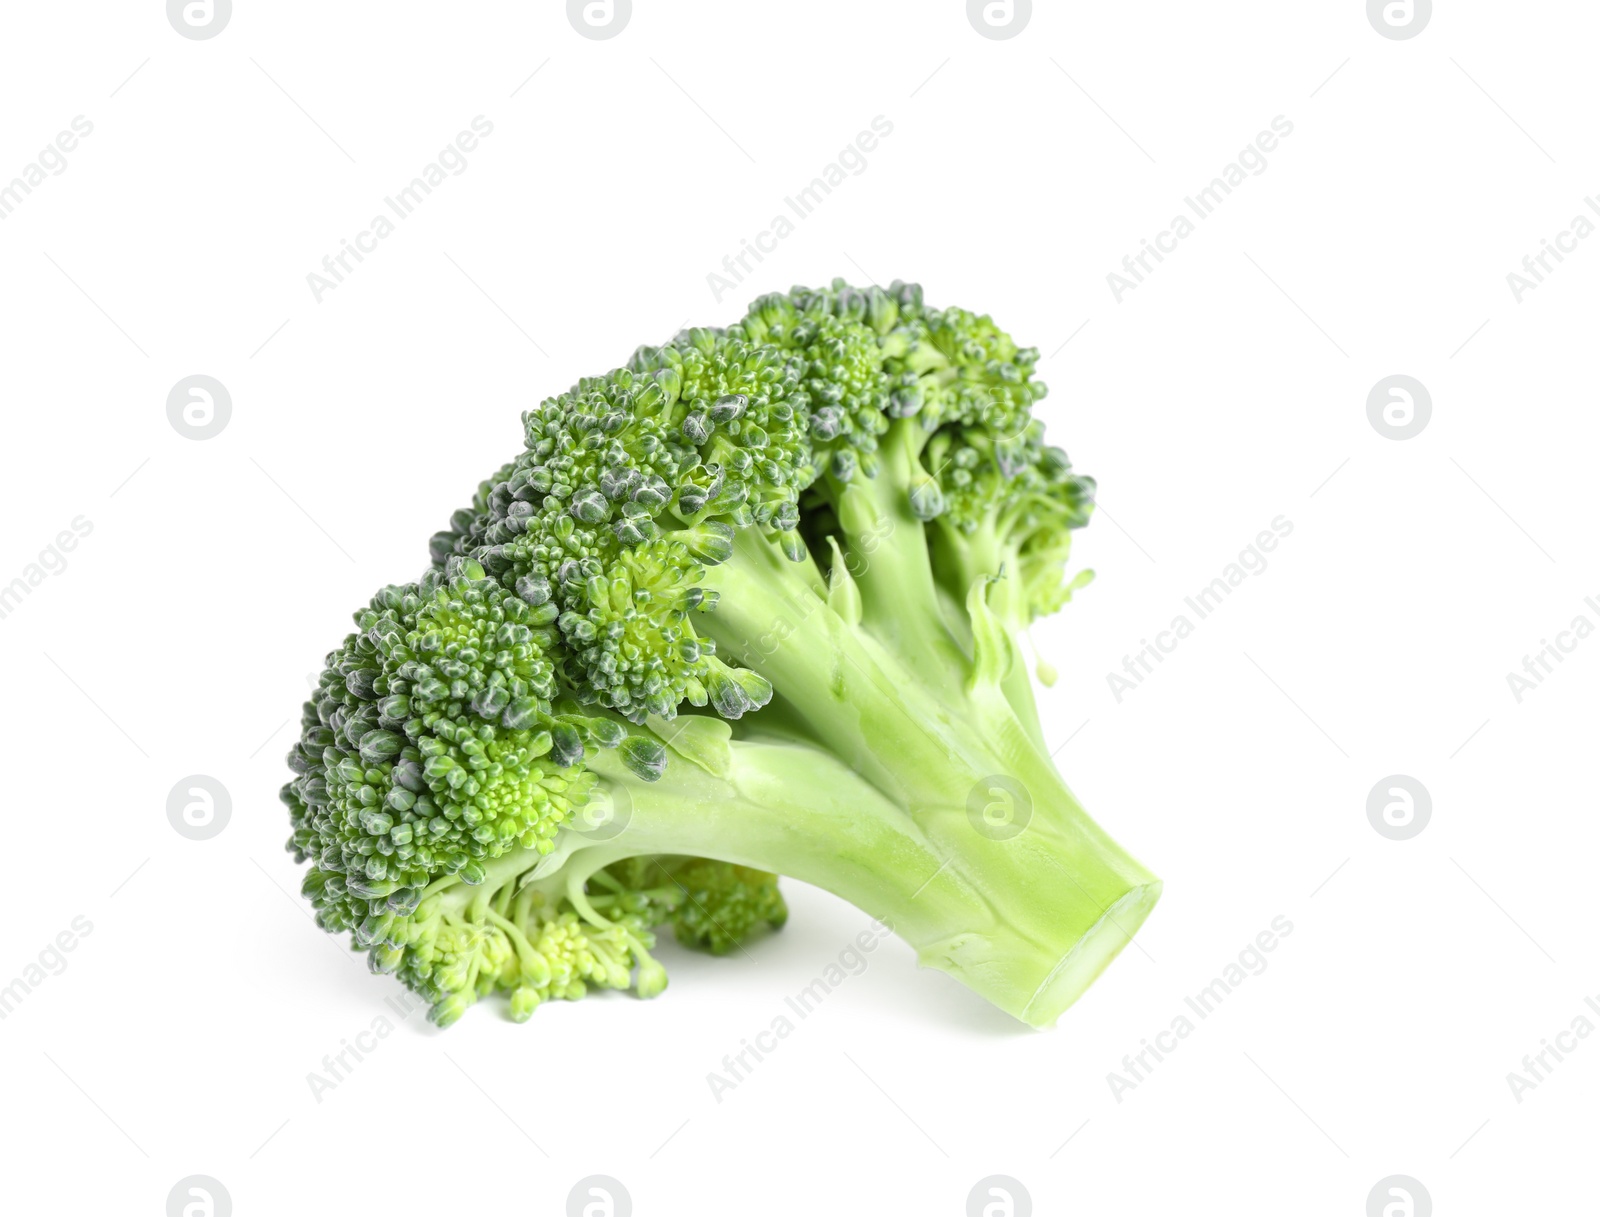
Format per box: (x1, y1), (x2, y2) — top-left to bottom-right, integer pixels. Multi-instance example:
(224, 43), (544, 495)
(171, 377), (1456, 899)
(282, 279), (1160, 1029)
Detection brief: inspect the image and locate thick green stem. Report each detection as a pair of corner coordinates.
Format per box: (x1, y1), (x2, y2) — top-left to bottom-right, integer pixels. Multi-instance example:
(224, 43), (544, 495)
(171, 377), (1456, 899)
(701, 532), (978, 805)
(677, 540), (1159, 1024)
(701, 528), (1061, 815)
(577, 739), (1157, 1028)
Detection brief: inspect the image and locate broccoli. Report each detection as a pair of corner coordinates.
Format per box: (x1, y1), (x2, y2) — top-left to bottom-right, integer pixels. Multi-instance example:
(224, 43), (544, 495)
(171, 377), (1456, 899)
(282, 279), (1160, 1029)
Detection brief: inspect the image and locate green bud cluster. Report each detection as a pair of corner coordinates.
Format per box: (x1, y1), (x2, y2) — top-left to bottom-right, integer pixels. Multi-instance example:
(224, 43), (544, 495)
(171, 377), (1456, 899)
(664, 859), (789, 956)
(281, 563), (659, 935)
(393, 873), (670, 1027)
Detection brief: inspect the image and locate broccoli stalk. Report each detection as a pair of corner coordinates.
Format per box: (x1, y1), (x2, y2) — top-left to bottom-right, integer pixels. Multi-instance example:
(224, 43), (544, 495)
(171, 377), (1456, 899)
(670, 427), (1156, 1025)
(283, 279), (1160, 1029)
(603, 713), (1155, 1027)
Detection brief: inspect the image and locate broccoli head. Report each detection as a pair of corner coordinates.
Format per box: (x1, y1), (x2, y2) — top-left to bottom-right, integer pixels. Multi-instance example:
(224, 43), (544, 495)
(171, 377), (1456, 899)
(282, 279), (1159, 1029)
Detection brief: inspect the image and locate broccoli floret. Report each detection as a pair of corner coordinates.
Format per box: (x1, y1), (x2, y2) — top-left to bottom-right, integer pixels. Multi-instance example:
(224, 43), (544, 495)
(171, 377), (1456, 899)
(283, 279), (1160, 1030)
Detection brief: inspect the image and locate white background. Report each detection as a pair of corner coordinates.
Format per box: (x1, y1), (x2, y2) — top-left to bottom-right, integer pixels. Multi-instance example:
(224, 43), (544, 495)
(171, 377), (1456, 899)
(2, 2), (1594, 1213)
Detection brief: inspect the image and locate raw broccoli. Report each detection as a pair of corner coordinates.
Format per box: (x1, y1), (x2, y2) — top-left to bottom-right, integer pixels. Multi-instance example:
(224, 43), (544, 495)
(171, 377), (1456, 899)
(282, 279), (1160, 1029)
